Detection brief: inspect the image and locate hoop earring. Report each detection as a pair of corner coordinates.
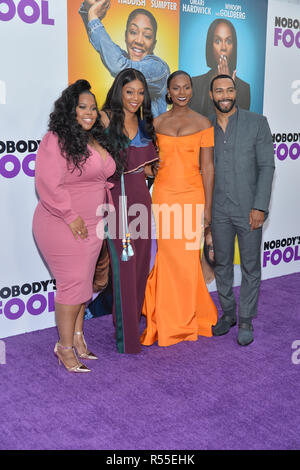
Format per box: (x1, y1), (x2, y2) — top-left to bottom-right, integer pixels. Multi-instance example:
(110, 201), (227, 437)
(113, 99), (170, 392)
(140, 105), (143, 120)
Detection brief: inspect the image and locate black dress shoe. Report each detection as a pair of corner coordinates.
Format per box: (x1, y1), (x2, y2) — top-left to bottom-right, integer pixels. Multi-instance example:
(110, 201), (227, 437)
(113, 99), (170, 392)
(237, 322), (254, 346)
(212, 314), (237, 336)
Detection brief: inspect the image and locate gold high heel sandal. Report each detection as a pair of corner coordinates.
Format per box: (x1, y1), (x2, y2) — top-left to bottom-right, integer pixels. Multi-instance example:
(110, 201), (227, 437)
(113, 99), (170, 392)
(54, 342), (91, 373)
(73, 331), (98, 360)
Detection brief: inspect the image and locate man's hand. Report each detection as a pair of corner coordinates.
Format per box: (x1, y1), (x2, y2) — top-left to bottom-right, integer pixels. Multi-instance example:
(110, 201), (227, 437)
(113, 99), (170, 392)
(204, 226), (215, 264)
(249, 209), (264, 231)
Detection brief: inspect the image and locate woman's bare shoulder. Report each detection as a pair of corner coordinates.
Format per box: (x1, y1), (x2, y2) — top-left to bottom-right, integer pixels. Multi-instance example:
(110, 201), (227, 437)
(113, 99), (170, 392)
(188, 109), (212, 130)
(154, 111), (171, 131)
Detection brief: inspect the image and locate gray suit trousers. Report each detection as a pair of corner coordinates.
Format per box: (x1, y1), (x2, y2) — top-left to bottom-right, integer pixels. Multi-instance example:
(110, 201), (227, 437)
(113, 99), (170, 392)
(211, 201), (262, 319)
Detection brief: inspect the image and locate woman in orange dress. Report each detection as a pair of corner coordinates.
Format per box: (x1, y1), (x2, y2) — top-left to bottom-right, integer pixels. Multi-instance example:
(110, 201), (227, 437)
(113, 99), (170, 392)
(141, 70), (217, 347)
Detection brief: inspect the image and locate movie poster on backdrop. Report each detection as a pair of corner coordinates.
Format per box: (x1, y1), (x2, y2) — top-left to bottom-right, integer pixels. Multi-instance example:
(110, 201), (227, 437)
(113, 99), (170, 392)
(261, 0), (300, 279)
(0, 0), (68, 338)
(68, 0), (180, 117)
(179, 0), (268, 117)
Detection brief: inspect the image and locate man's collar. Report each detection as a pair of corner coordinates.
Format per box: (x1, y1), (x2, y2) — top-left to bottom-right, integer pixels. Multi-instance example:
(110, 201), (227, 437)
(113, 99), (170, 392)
(211, 105), (239, 126)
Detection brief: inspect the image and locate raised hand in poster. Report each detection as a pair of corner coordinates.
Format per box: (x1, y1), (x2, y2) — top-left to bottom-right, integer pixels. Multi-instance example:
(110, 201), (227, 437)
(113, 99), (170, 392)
(79, 1), (170, 117)
(189, 19), (250, 118)
(84, 0), (110, 21)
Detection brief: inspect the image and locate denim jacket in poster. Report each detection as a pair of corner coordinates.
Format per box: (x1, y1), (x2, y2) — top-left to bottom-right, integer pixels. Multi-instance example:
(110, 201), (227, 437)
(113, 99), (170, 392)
(79, 4), (170, 117)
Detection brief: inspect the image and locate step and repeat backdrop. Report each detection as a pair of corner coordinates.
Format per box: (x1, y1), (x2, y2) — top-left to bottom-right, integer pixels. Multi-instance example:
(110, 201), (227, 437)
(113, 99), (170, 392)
(0, 0), (299, 338)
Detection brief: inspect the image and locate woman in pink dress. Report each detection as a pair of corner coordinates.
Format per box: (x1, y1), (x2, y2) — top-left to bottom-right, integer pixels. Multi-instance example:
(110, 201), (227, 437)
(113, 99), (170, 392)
(33, 80), (116, 373)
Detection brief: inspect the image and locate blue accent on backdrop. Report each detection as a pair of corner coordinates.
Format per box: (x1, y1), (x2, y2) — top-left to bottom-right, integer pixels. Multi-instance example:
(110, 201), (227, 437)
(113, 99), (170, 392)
(179, 0), (268, 114)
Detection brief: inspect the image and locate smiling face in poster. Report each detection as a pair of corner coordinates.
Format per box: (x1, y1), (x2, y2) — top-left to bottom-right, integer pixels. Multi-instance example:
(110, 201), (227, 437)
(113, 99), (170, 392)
(179, 0), (268, 117)
(125, 12), (157, 61)
(68, 0), (180, 118)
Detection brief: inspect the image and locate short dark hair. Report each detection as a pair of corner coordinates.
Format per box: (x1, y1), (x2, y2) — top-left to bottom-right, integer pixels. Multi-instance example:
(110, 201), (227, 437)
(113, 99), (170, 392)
(210, 74), (236, 92)
(206, 19), (237, 71)
(166, 70), (193, 104)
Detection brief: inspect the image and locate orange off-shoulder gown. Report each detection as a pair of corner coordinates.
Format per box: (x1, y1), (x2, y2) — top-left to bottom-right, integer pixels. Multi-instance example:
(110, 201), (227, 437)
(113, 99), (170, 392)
(141, 127), (217, 347)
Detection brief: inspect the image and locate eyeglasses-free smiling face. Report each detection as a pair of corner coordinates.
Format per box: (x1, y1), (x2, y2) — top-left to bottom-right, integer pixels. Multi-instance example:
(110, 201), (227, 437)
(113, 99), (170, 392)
(125, 14), (156, 61)
(75, 93), (98, 130)
(210, 77), (237, 114)
(122, 80), (145, 114)
(212, 22), (233, 64)
(168, 74), (193, 106)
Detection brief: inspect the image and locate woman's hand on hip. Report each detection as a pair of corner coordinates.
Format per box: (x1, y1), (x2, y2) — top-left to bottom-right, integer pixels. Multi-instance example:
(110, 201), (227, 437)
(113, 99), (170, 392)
(69, 216), (88, 240)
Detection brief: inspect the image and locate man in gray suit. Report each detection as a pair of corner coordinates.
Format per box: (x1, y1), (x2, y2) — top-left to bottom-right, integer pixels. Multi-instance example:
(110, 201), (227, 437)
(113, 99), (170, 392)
(209, 74), (275, 346)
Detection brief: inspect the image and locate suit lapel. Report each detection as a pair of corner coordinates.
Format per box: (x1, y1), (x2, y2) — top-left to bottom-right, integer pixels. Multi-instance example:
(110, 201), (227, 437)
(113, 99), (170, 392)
(234, 108), (246, 170)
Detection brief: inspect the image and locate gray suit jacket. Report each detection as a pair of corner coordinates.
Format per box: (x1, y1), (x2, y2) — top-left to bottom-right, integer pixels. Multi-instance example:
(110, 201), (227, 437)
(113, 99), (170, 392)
(210, 108), (275, 216)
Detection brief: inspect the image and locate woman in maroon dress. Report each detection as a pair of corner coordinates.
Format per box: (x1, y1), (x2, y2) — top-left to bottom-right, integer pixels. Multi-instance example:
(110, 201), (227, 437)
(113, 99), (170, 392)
(99, 68), (158, 354)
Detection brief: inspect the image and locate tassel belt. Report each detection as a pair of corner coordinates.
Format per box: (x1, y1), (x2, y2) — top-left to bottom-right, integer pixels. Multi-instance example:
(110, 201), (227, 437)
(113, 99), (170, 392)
(103, 181), (114, 207)
(120, 173), (134, 262)
(124, 167), (144, 175)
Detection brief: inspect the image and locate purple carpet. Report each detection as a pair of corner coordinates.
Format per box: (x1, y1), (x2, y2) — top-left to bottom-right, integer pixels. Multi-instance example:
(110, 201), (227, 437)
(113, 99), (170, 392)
(1, 273), (300, 450)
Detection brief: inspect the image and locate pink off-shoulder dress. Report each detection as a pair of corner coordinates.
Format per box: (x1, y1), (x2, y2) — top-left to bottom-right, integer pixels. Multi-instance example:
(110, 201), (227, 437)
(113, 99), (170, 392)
(32, 132), (116, 305)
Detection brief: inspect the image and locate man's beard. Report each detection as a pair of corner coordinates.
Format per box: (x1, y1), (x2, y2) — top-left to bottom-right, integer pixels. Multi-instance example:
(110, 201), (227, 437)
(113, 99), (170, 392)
(213, 98), (236, 114)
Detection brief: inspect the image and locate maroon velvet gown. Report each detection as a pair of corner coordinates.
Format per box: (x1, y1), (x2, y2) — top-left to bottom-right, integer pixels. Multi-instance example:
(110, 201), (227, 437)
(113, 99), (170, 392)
(106, 126), (158, 354)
